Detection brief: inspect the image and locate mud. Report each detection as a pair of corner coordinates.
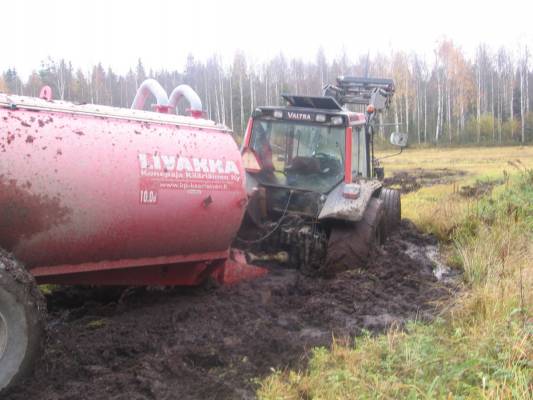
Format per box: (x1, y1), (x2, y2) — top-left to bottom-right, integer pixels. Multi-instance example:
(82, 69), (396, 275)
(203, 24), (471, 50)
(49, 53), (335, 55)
(384, 168), (467, 193)
(0, 177), (71, 250)
(458, 179), (502, 198)
(6, 221), (454, 400)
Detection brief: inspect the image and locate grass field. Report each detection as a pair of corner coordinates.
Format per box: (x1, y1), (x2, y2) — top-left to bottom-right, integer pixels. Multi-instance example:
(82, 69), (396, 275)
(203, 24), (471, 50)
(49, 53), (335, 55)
(258, 146), (533, 399)
(382, 146), (533, 239)
(379, 146), (533, 177)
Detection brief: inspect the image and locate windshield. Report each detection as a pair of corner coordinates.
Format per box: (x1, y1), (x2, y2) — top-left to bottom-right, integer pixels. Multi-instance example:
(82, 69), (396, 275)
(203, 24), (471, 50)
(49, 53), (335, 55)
(250, 119), (345, 193)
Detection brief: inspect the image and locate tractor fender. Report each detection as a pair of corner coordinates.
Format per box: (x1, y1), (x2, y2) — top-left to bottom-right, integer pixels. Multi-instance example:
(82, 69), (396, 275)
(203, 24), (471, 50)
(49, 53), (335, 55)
(318, 180), (382, 222)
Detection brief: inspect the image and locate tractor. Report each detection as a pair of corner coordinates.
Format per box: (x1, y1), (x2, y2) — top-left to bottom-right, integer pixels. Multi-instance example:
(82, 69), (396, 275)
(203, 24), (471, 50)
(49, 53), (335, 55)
(237, 76), (406, 273)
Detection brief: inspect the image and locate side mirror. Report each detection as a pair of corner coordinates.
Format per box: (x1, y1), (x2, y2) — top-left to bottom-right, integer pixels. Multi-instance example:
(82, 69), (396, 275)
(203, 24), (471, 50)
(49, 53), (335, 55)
(390, 132), (408, 147)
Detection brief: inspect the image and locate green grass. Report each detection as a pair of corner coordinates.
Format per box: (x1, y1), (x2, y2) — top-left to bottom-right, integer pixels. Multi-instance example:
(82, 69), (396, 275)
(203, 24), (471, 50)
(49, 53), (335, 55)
(258, 147), (533, 400)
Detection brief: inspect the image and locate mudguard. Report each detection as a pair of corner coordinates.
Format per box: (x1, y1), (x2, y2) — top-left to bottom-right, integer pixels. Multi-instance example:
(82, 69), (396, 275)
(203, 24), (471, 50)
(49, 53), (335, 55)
(318, 180), (382, 222)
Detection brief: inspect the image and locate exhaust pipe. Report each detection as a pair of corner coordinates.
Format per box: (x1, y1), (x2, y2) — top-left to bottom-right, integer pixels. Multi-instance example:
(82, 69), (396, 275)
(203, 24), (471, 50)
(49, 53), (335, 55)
(168, 85), (203, 118)
(131, 79), (169, 113)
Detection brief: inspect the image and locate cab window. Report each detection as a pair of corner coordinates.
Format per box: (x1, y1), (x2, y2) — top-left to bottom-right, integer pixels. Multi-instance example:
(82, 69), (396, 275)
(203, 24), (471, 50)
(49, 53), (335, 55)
(250, 119), (345, 193)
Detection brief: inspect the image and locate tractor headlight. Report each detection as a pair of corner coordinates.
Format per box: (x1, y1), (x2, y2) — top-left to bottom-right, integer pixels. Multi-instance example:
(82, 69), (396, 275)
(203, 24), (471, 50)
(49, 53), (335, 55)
(316, 114), (326, 122)
(331, 116), (343, 125)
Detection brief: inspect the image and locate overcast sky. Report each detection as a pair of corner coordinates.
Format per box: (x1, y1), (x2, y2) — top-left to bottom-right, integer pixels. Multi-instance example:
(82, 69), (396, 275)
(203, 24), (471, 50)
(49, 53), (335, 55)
(3, 0), (532, 77)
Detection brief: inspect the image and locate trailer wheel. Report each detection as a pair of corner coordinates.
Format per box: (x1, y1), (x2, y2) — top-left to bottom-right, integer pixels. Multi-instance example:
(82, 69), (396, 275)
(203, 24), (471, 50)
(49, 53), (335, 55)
(0, 251), (45, 395)
(324, 198), (384, 274)
(379, 188), (401, 238)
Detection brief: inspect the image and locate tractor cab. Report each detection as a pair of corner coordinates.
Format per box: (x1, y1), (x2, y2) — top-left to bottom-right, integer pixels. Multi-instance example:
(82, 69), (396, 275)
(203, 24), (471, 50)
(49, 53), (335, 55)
(245, 95), (356, 194)
(237, 77), (401, 271)
(241, 77), (396, 217)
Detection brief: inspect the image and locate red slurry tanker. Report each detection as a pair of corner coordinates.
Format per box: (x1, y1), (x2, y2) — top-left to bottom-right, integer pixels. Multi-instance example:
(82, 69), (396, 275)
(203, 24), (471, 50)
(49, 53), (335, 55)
(0, 76), (405, 394)
(0, 80), (265, 393)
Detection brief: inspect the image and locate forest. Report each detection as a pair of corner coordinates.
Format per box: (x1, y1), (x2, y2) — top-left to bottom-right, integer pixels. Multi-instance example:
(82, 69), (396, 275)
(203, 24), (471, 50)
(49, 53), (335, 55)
(1, 40), (531, 145)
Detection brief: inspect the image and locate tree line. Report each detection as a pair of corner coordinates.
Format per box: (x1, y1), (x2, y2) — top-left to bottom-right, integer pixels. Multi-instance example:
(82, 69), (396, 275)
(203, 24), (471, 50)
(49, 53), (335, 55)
(1, 40), (531, 145)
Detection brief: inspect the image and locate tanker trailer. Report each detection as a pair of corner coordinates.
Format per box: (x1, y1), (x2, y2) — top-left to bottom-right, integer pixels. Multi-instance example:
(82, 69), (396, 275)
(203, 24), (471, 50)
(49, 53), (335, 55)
(0, 80), (263, 394)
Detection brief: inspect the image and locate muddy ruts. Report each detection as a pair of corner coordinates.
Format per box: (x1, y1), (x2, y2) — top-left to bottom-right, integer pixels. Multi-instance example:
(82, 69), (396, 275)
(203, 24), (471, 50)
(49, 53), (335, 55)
(3, 220), (452, 400)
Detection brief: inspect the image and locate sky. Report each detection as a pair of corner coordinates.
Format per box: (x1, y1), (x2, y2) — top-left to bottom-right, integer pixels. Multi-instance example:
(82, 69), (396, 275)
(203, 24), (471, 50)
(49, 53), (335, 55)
(2, 0), (532, 78)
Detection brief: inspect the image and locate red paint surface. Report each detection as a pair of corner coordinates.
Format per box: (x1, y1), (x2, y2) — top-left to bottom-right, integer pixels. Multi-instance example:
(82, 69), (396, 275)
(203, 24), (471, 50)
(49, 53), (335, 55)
(34, 250), (267, 286)
(190, 110), (203, 119)
(31, 250), (230, 278)
(39, 86), (53, 101)
(0, 102), (248, 285)
(35, 261), (220, 286)
(242, 117), (254, 147)
(344, 126), (352, 183)
(217, 249), (268, 285)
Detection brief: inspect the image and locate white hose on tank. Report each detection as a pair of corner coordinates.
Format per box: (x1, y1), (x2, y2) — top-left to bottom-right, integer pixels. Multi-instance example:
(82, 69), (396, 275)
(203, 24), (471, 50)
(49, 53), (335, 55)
(131, 79), (169, 110)
(168, 85), (203, 118)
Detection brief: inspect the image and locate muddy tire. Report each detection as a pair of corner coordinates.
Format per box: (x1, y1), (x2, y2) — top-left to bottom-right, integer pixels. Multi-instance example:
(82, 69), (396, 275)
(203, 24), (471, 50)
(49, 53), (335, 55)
(324, 198), (384, 274)
(379, 188), (401, 238)
(0, 251), (45, 395)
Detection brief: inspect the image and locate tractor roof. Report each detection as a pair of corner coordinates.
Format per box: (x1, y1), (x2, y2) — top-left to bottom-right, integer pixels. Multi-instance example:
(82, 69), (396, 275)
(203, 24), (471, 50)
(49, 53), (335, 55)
(254, 76), (395, 126)
(281, 94), (343, 111)
(254, 108), (366, 126)
(255, 94), (367, 126)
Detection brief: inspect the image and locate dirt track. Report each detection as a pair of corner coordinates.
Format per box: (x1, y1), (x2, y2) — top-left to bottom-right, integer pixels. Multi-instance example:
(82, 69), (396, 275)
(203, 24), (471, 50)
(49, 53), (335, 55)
(6, 221), (454, 400)
(384, 168), (467, 193)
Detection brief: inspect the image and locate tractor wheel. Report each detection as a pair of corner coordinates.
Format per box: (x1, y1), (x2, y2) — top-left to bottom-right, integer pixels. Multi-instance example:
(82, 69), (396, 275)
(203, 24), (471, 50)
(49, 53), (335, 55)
(379, 188), (401, 238)
(324, 198), (384, 274)
(0, 250), (45, 395)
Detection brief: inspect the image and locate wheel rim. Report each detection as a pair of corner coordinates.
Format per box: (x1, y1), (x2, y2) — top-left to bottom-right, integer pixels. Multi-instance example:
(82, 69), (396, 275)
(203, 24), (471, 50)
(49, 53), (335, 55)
(0, 311), (7, 361)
